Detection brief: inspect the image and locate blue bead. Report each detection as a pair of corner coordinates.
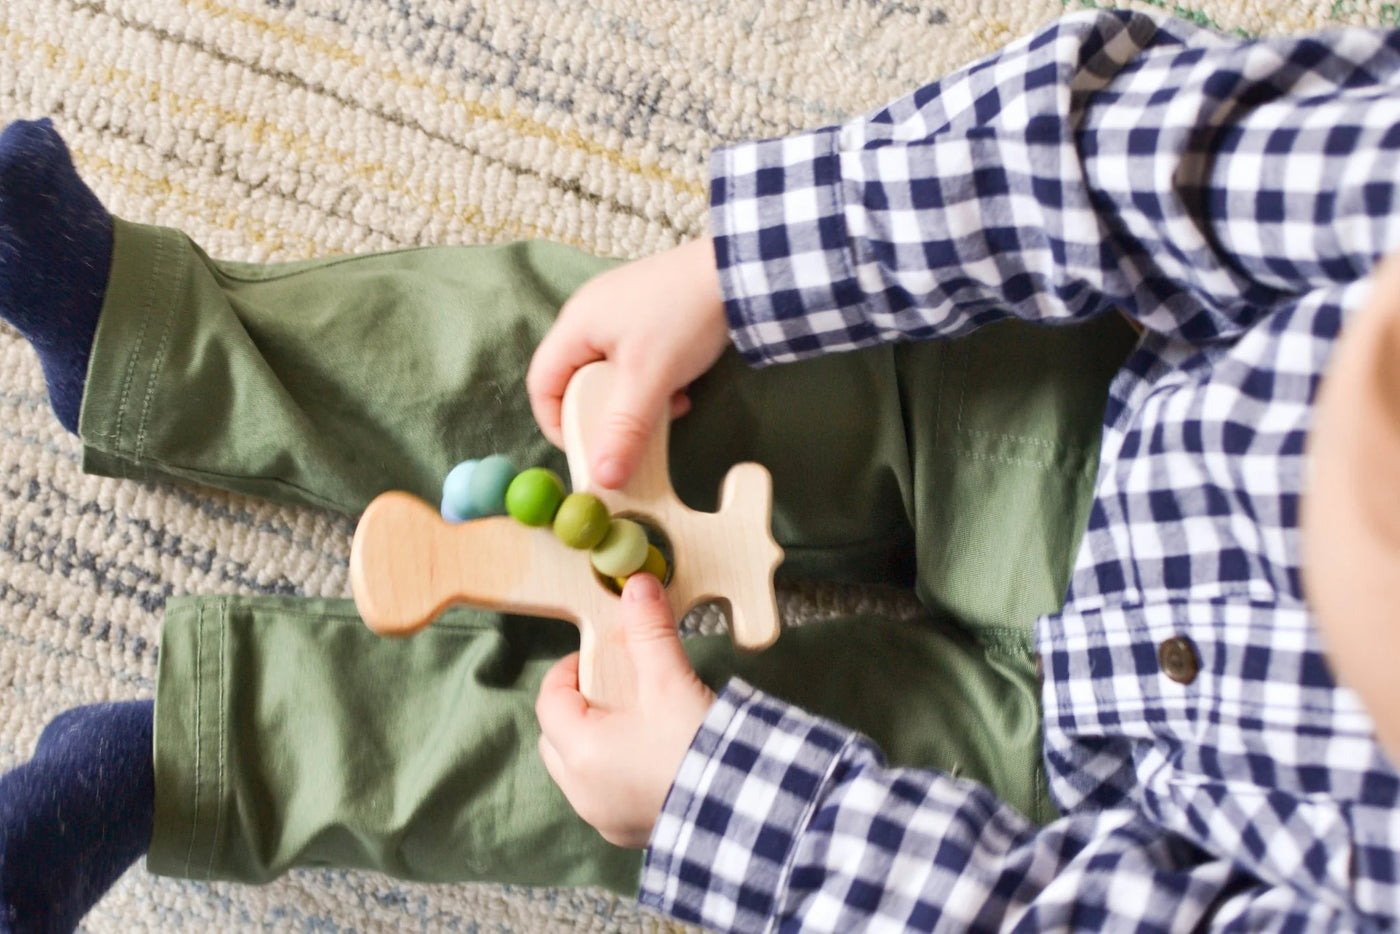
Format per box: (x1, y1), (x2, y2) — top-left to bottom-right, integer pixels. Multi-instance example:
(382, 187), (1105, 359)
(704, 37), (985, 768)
(441, 495), (468, 524)
(467, 454), (517, 516)
(441, 459), (481, 521)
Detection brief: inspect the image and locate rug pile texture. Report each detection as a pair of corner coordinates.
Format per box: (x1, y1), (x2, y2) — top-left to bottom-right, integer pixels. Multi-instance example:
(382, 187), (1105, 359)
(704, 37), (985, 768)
(0, 0), (1390, 930)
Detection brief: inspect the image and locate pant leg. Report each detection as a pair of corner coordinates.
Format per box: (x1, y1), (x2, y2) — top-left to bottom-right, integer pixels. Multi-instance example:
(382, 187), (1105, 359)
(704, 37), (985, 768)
(80, 218), (1132, 602)
(79, 219), (596, 515)
(150, 595), (1052, 893)
(693, 611), (1054, 826)
(150, 597), (642, 890)
(79, 218), (919, 582)
(683, 317), (1136, 835)
(676, 315), (1139, 609)
(895, 314), (1140, 634)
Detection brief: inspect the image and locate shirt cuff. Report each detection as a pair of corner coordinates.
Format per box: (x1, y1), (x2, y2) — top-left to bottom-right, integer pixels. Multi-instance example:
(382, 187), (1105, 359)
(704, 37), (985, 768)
(709, 129), (874, 367)
(639, 679), (861, 932)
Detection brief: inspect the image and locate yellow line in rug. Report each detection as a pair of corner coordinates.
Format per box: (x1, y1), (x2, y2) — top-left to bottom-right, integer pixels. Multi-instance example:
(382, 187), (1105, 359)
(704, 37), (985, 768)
(74, 145), (602, 257)
(136, 0), (706, 200)
(29, 1), (701, 235)
(2, 22), (611, 253)
(72, 149), (327, 257)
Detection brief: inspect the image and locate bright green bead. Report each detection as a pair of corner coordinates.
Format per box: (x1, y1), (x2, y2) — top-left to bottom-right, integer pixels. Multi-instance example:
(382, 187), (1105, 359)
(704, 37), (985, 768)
(505, 467), (566, 526)
(590, 518), (648, 578)
(553, 493), (610, 549)
(467, 455), (517, 516)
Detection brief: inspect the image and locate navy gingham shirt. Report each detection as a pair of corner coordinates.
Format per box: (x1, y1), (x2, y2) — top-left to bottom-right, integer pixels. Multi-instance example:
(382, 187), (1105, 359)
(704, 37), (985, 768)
(637, 10), (1400, 932)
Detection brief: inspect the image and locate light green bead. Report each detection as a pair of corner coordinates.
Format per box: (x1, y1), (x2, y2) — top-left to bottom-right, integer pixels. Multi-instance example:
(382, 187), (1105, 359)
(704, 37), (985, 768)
(553, 493), (610, 549)
(589, 518), (649, 578)
(505, 467), (566, 527)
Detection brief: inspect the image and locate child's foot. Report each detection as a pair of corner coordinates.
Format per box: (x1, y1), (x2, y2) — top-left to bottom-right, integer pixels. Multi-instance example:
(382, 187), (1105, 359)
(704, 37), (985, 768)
(0, 118), (113, 433)
(0, 700), (154, 934)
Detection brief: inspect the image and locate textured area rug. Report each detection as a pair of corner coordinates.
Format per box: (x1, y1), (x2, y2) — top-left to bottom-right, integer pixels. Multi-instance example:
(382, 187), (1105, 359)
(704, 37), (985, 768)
(0, 0), (1391, 930)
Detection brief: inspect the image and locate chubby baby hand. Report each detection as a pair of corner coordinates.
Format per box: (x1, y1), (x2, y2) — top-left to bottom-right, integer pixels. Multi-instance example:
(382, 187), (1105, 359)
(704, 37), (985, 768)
(535, 573), (717, 848)
(526, 238), (730, 490)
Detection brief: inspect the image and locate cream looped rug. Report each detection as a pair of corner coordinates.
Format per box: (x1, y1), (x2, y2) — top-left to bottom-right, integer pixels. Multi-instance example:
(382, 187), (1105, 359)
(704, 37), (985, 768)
(0, 0), (1389, 930)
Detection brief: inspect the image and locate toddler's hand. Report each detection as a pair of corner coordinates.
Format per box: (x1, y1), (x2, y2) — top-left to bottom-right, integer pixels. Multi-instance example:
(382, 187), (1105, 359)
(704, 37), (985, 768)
(527, 237), (729, 489)
(535, 574), (717, 848)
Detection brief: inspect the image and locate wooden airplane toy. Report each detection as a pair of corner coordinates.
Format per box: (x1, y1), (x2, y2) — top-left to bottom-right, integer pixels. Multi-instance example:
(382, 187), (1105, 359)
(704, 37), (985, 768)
(349, 360), (784, 710)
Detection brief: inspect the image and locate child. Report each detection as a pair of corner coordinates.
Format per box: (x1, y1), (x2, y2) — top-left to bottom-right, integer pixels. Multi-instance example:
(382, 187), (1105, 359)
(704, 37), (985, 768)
(2, 7), (1398, 932)
(0, 119), (1130, 930)
(530, 8), (1400, 930)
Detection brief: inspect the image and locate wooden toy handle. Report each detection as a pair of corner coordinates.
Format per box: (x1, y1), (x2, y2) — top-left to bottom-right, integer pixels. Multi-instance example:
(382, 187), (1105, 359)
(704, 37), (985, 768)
(350, 491), (637, 706)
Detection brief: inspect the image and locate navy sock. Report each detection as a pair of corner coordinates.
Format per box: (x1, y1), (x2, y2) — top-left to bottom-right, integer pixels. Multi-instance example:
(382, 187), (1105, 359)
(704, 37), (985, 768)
(0, 700), (154, 934)
(0, 118), (113, 433)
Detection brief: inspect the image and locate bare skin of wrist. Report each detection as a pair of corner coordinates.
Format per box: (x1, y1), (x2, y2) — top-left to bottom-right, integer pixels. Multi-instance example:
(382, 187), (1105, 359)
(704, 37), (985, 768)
(527, 237), (730, 489)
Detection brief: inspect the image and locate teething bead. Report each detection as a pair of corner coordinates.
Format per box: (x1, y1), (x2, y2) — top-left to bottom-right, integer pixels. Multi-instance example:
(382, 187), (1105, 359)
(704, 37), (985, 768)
(441, 496), (468, 524)
(467, 454), (517, 516)
(441, 459), (480, 522)
(614, 544), (669, 590)
(641, 543), (668, 580)
(505, 467), (566, 527)
(553, 493), (610, 549)
(590, 518), (648, 577)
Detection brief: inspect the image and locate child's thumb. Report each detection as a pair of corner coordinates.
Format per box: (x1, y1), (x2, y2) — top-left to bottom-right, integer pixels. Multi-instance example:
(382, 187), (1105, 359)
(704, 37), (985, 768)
(619, 574), (690, 681)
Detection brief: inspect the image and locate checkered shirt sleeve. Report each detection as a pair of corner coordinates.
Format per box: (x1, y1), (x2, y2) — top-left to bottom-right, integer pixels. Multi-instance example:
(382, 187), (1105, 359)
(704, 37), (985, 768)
(710, 9), (1400, 363)
(641, 681), (1357, 932)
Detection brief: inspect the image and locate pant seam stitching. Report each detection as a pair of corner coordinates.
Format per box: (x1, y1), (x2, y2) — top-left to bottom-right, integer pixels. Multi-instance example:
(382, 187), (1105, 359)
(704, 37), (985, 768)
(956, 339), (970, 436)
(183, 599), (204, 877)
(956, 449), (1066, 470)
(105, 454), (354, 513)
(106, 225), (162, 446)
(206, 599), (227, 881)
(934, 344), (949, 456)
(956, 339), (1086, 449)
(135, 233), (182, 458)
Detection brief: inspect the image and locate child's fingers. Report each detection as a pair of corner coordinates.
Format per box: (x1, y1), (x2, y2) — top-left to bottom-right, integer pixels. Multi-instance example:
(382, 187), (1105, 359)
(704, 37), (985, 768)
(526, 326), (602, 448)
(537, 733), (571, 795)
(535, 652), (589, 747)
(619, 575), (695, 689)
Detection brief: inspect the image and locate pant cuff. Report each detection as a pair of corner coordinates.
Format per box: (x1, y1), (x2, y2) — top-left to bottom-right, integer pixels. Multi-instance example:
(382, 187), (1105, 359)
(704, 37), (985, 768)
(79, 217), (187, 481)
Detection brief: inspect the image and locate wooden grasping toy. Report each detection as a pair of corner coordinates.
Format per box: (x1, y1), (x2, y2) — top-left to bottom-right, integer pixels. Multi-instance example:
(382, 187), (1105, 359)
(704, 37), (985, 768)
(349, 360), (784, 710)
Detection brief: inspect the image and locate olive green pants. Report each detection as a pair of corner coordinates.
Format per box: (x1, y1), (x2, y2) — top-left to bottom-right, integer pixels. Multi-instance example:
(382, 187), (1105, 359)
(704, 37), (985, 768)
(78, 218), (1137, 894)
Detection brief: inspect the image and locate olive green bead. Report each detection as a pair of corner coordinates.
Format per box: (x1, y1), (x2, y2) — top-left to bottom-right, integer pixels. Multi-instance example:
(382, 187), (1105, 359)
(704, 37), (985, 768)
(642, 543), (668, 581)
(553, 493), (610, 549)
(504, 467), (566, 527)
(589, 517), (649, 578)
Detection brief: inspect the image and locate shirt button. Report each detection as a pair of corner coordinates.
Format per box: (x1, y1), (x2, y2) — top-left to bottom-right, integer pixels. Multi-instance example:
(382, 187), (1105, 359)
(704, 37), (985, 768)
(1158, 636), (1199, 684)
